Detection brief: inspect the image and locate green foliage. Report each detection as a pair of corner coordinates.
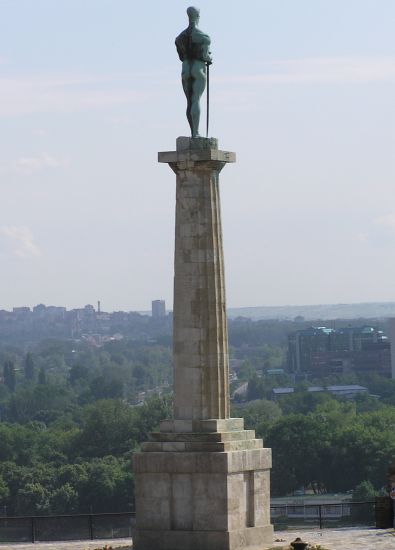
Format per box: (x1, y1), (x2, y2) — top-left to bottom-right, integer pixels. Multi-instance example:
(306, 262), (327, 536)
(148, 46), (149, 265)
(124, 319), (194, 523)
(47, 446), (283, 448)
(0, 474), (9, 502)
(38, 366), (47, 385)
(234, 399), (282, 439)
(267, 413), (334, 495)
(69, 364), (89, 386)
(275, 391), (334, 415)
(24, 352), (35, 381)
(1, 323), (395, 516)
(6, 384), (74, 424)
(0, 392), (170, 515)
(360, 374), (395, 406)
(3, 360), (16, 392)
(50, 482), (79, 514)
(266, 397), (395, 496)
(352, 480), (377, 501)
(17, 482), (51, 515)
(75, 400), (139, 458)
(246, 372), (265, 400)
(0, 332), (173, 517)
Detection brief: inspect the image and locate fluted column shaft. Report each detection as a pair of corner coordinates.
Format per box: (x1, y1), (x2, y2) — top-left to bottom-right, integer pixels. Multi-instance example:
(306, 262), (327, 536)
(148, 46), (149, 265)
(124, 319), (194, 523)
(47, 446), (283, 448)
(159, 137), (235, 420)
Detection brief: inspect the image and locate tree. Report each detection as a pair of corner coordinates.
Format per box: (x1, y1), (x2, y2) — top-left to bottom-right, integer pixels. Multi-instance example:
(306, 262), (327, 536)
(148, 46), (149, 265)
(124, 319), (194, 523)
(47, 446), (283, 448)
(69, 364), (89, 387)
(329, 421), (395, 491)
(77, 457), (133, 513)
(50, 483), (79, 514)
(352, 480), (377, 501)
(89, 375), (124, 400)
(38, 367), (47, 385)
(24, 353), (35, 381)
(3, 361), (16, 392)
(351, 480), (378, 523)
(133, 394), (172, 442)
(237, 361), (255, 381)
(17, 482), (50, 515)
(75, 399), (139, 458)
(247, 372), (266, 400)
(267, 413), (333, 496)
(6, 384), (74, 424)
(235, 399), (282, 439)
(0, 474), (9, 503)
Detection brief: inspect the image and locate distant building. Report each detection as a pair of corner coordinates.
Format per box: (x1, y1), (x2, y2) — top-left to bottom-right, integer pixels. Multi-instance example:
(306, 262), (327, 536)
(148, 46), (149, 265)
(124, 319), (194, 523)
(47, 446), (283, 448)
(288, 325), (391, 378)
(272, 387), (295, 398)
(12, 307), (31, 320)
(388, 318), (395, 380)
(326, 385), (368, 397)
(272, 385), (368, 399)
(152, 300), (166, 318)
(32, 303), (46, 317)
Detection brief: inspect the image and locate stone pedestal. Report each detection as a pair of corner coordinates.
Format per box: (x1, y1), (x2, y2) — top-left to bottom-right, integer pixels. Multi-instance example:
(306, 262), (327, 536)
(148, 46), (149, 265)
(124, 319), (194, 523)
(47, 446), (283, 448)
(133, 138), (273, 550)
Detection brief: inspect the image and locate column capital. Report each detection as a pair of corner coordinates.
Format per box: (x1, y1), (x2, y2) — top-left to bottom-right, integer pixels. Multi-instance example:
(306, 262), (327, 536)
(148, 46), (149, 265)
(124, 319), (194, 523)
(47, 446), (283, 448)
(158, 136), (236, 166)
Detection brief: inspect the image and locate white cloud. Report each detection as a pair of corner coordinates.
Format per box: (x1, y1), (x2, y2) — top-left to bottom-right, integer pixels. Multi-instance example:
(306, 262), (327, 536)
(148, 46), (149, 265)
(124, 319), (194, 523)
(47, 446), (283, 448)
(0, 73), (151, 117)
(376, 213), (395, 231)
(0, 226), (42, 258)
(33, 129), (48, 137)
(16, 152), (62, 175)
(0, 152), (65, 176)
(355, 232), (370, 244)
(219, 56), (395, 85)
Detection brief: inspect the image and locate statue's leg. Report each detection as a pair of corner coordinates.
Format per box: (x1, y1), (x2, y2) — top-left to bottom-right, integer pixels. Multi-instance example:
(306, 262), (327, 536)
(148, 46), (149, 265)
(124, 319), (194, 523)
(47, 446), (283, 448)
(182, 62), (193, 135)
(190, 61), (207, 138)
(186, 97), (193, 134)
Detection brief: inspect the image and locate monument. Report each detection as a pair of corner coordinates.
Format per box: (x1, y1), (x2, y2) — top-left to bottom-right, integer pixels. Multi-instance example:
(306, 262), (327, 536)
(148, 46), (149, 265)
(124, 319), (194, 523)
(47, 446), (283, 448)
(133, 7), (273, 550)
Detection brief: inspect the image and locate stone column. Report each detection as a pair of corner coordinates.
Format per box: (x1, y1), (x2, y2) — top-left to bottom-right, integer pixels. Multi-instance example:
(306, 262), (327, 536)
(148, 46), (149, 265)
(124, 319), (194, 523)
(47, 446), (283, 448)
(161, 136), (233, 421)
(133, 137), (273, 550)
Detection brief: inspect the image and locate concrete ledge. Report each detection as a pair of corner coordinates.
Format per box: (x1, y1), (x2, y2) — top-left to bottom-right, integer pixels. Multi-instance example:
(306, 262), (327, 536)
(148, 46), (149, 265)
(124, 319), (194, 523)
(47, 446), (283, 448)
(160, 418), (244, 433)
(141, 439), (264, 453)
(227, 448), (272, 472)
(133, 448), (271, 474)
(158, 149), (236, 164)
(133, 451), (228, 474)
(151, 429), (256, 442)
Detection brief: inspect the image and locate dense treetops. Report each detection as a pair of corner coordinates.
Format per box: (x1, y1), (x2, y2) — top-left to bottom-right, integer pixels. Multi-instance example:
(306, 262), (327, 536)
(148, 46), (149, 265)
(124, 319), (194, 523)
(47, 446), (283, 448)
(0, 317), (394, 516)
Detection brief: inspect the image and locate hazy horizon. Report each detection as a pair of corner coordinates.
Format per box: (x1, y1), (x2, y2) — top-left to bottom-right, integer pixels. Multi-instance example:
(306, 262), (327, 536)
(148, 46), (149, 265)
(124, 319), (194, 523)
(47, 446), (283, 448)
(5, 299), (395, 320)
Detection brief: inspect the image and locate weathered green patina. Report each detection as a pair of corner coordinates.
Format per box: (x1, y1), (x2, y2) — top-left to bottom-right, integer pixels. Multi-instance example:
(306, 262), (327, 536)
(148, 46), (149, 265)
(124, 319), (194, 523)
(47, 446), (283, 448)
(175, 6), (212, 138)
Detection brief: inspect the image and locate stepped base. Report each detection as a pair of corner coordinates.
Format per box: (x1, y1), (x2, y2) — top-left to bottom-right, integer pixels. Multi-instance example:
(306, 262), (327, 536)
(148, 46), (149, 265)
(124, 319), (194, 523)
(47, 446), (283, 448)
(133, 420), (273, 550)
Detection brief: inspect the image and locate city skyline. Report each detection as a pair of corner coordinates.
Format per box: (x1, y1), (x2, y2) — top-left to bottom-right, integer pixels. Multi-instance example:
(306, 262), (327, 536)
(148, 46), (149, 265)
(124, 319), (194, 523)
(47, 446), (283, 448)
(1, 1), (394, 311)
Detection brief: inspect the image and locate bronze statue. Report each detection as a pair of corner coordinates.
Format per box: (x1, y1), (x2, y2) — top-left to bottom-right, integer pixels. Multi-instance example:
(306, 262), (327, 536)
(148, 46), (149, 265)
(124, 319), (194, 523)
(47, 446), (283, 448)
(175, 7), (212, 138)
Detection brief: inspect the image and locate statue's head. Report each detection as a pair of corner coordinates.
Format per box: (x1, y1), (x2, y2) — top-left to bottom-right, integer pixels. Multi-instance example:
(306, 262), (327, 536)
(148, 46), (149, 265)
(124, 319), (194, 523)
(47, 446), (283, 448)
(187, 6), (200, 24)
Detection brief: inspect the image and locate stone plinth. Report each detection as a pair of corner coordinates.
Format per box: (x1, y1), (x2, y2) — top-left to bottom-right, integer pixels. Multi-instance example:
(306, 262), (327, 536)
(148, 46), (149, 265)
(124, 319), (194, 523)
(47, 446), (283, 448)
(133, 138), (273, 550)
(134, 419), (273, 550)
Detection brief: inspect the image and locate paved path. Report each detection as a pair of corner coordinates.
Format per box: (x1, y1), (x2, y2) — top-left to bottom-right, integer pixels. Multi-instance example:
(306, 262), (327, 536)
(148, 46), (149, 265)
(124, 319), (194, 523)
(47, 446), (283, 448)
(272, 527), (395, 549)
(0, 538), (132, 549)
(1, 529), (395, 549)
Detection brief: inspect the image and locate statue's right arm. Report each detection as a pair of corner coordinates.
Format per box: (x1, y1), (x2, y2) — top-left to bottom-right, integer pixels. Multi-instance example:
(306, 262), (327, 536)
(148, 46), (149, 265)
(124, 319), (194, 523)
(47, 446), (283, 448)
(175, 32), (187, 61)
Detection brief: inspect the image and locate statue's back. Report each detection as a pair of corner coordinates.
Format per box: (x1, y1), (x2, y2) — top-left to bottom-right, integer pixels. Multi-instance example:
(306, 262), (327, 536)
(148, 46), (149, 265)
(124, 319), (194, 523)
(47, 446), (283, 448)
(175, 28), (191, 62)
(176, 28), (209, 63)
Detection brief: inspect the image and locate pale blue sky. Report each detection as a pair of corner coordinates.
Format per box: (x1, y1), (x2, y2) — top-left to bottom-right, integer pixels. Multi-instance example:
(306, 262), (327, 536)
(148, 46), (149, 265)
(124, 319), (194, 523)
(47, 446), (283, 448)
(0, 1), (394, 311)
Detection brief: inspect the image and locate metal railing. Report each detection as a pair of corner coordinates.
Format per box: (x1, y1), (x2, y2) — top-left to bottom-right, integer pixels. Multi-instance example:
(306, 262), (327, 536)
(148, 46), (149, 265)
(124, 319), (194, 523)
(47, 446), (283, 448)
(0, 501), (386, 543)
(270, 501), (376, 530)
(0, 511), (135, 543)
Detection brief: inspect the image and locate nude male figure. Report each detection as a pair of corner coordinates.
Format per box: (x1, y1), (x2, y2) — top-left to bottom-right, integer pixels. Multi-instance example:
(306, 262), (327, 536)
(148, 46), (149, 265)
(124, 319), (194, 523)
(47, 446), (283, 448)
(175, 6), (212, 138)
